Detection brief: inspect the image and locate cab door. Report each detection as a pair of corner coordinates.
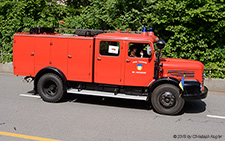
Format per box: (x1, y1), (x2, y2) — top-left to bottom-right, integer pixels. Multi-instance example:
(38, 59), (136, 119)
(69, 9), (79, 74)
(94, 39), (123, 85)
(124, 41), (155, 87)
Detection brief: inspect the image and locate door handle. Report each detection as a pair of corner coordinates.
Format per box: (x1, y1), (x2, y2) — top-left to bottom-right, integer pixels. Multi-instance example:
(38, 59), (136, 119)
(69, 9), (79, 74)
(97, 57), (101, 60)
(68, 55), (72, 58)
(126, 59), (130, 62)
(30, 53), (34, 56)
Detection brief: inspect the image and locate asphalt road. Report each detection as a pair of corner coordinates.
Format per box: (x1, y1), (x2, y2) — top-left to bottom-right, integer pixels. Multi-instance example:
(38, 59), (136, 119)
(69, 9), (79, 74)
(0, 73), (225, 141)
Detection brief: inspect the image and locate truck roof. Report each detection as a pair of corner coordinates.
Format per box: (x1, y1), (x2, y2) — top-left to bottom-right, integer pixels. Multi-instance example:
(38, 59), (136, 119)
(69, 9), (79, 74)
(14, 32), (159, 43)
(96, 33), (159, 43)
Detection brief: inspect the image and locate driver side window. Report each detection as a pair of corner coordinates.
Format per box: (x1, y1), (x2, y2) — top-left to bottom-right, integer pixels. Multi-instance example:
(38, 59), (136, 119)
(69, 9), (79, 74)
(128, 43), (151, 58)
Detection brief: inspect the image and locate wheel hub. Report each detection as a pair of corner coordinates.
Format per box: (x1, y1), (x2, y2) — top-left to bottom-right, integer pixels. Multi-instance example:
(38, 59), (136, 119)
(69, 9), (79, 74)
(44, 81), (58, 96)
(159, 92), (176, 108)
(49, 85), (55, 91)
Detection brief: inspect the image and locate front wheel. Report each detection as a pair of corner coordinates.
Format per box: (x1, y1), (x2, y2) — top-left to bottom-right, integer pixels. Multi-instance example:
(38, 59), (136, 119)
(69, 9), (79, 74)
(151, 84), (184, 115)
(37, 73), (65, 102)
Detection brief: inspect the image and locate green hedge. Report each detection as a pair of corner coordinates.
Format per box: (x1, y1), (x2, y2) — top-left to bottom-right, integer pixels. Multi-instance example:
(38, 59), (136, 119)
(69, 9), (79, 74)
(0, 0), (224, 78)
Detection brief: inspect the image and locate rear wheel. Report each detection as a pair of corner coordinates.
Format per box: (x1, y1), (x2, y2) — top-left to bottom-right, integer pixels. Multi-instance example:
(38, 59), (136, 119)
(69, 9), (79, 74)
(151, 84), (184, 115)
(37, 73), (65, 102)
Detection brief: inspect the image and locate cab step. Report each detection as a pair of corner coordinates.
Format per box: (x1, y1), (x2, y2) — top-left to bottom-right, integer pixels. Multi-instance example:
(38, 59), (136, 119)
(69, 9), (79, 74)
(67, 88), (148, 101)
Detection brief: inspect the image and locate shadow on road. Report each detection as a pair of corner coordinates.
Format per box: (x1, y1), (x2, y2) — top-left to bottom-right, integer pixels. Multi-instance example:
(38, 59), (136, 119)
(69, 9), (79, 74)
(64, 94), (151, 110)
(27, 90), (206, 114)
(181, 100), (206, 114)
(63, 93), (206, 114)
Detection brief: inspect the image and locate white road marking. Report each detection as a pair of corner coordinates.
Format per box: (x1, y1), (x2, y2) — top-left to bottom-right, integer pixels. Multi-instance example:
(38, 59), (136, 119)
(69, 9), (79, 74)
(19, 94), (41, 98)
(207, 115), (225, 119)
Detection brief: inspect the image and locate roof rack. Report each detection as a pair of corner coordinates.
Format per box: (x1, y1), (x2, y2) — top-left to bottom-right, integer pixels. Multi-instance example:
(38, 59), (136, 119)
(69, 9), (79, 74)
(55, 28), (142, 34)
(27, 27), (142, 36)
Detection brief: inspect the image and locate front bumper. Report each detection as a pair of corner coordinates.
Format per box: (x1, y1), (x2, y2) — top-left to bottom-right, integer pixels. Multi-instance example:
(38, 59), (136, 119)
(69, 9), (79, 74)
(183, 86), (208, 100)
(182, 82), (208, 100)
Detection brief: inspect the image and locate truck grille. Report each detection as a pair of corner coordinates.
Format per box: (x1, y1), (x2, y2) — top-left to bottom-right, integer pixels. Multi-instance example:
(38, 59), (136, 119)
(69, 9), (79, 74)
(168, 70), (195, 78)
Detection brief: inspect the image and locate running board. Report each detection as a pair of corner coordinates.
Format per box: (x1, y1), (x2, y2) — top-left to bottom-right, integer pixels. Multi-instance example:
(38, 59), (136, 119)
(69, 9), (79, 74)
(67, 88), (148, 101)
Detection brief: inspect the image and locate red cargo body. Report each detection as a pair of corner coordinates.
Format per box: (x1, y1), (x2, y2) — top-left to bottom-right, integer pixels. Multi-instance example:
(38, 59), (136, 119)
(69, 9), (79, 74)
(13, 33), (94, 82)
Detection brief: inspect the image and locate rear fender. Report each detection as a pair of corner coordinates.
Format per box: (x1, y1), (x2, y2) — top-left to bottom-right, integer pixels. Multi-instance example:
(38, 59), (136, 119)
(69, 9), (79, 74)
(33, 67), (67, 94)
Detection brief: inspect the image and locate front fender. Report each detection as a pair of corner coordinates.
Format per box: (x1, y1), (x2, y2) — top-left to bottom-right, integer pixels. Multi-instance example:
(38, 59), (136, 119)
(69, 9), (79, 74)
(149, 77), (180, 93)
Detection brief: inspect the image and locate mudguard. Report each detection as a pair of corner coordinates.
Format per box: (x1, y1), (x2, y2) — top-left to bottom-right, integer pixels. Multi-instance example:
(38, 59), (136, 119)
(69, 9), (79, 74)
(33, 67), (67, 94)
(149, 77), (180, 93)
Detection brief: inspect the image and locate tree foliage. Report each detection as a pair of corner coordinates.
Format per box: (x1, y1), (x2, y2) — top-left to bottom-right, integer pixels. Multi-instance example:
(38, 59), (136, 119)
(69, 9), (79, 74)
(0, 0), (224, 78)
(0, 0), (69, 62)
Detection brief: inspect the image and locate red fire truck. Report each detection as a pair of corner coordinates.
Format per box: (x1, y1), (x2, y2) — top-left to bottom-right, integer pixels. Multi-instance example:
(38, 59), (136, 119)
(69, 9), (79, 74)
(13, 27), (208, 115)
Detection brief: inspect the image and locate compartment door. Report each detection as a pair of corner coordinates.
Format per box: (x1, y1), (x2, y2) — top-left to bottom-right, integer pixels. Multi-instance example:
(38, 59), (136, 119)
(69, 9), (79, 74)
(13, 36), (35, 76)
(67, 39), (94, 82)
(94, 40), (123, 85)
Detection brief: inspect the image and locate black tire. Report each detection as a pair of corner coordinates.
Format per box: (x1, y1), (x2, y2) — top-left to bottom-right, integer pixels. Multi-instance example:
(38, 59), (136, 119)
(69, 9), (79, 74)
(151, 84), (184, 115)
(37, 73), (65, 102)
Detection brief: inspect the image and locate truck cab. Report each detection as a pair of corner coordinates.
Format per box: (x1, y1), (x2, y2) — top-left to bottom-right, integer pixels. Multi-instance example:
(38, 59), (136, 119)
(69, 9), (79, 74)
(94, 32), (156, 86)
(13, 27), (208, 115)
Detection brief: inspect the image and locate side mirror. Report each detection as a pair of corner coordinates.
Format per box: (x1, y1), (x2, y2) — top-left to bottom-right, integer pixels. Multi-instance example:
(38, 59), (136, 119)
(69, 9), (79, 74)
(147, 45), (152, 56)
(156, 39), (165, 50)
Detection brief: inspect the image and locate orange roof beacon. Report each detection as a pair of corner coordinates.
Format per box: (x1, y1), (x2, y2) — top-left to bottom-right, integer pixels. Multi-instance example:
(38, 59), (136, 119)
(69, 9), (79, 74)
(13, 27), (208, 115)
